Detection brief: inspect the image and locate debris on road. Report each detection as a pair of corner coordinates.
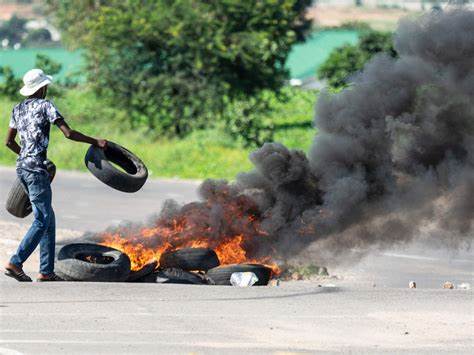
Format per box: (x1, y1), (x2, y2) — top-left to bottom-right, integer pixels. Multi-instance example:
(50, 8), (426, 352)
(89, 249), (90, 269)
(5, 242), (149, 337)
(269, 279), (281, 287)
(409, 281), (417, 289)
(206, 264), (272, 286)
(443, 281), (454, 289)
(230, 272), (259, 287)
(279, 264), (329, 281)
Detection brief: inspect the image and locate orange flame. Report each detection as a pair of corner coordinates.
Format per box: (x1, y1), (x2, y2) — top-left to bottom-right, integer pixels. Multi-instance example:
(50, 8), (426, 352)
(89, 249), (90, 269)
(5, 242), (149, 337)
(100, 194), (281, 275)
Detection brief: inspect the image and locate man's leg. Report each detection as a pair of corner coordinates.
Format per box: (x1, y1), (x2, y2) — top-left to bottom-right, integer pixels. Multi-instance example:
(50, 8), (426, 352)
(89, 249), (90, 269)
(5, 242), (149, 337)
(39, 208), (56, 276)
(9, 171), (52, 270)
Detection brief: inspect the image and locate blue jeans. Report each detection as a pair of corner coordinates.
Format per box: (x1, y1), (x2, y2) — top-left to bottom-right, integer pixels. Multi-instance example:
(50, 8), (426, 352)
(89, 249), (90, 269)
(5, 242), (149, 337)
(10, 168), (55, 275)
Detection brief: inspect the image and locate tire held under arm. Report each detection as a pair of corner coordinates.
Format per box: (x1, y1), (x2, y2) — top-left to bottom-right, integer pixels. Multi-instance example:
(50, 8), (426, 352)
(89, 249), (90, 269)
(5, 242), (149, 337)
(5, 160), (56, 218)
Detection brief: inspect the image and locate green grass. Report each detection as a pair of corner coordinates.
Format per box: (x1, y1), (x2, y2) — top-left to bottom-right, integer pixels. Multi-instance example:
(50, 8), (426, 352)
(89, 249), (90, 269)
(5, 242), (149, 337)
(0, 88), (317, 180)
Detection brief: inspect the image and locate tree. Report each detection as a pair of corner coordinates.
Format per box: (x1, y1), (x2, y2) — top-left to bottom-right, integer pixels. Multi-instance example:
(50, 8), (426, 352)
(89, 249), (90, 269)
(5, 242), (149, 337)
(46, 0), (312, 142)
(318, 30), (397, 89)
(34, 54), (63, 97)
(23, 28), (53, 46)
(0, 66), (22, 101)
(0, 15), (27, 46)
(35, 53), (62, 77)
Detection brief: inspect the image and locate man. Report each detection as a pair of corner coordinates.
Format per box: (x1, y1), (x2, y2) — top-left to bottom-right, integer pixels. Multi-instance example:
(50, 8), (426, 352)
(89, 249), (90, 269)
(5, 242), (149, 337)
(4, 68), (107, 282)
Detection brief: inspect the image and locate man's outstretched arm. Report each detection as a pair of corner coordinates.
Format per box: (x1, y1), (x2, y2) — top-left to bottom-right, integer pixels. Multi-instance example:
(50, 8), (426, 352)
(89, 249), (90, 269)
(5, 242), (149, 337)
(5, 128), (21, 155)
(55, 119), (107, 149)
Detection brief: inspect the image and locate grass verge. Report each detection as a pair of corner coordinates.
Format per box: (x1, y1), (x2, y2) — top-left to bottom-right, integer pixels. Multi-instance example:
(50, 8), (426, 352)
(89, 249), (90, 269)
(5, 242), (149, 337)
(0, 88), (317, 179)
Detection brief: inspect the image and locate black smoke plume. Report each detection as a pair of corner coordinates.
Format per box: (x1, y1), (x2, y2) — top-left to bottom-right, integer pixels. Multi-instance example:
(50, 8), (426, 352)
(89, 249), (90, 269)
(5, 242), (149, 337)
(239, 9), (474, 258)
(100, 9), (473, 264)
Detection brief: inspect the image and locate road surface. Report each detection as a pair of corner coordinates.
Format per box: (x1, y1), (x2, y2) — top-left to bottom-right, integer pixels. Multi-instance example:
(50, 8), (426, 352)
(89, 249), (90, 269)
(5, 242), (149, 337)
(0, 167), (200, 232)
(0, 168), (472, 354)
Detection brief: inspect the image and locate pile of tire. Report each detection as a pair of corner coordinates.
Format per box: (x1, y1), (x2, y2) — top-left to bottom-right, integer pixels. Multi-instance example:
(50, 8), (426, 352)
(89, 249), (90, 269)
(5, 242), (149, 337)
(55, 244), (272, 286)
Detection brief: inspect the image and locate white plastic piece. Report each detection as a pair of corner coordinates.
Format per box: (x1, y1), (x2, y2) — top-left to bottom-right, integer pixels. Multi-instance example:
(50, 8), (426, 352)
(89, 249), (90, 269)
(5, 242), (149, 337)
(457, 282), (470, 290)
(230, 272), (259, 287)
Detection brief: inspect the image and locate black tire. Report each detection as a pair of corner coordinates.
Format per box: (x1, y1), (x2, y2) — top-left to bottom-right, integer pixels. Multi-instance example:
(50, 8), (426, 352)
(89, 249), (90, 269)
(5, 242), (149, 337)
(5, 178), (32, 218)
(206, 264), (272, 286)
(56, 243), (131, 282)
(5, 160), (56, 218)
(84, 141), (148, 193)
(159, 248), (220, 271)
(127, 260), (157, 282)
(139, 268), (207, 284)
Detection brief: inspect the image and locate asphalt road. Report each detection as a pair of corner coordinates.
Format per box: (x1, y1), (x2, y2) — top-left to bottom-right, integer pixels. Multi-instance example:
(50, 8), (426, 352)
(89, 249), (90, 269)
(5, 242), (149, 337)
(0, 255), (472, 354)
(0, 167), (200, 232)
(0, 168), (473, 354)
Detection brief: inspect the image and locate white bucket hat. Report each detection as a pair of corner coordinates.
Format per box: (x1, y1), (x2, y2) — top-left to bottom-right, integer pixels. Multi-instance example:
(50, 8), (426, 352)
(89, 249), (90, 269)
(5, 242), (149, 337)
(19, 69), (53, 96)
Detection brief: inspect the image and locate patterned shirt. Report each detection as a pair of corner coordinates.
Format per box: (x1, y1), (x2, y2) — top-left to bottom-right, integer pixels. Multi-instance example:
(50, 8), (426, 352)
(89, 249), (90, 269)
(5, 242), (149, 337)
(9, 98), (63, 172)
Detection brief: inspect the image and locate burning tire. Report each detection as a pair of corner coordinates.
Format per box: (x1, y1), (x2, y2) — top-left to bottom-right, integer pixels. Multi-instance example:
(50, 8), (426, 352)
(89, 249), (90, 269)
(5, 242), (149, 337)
(159, 248), (220, 271)
(5, 160), (56, 218)
(206, 264), (272, 286)
(84, 141), (148, 193)
(139, 268), (208, 284)
(127, 260), (157, 282)
(56, 243), (131, 282)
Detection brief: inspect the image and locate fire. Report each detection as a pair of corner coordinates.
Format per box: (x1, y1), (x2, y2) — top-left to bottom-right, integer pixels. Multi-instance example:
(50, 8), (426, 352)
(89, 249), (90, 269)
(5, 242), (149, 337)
(101, 229), (280, 275)
(100, 185), (281, 275)
(214, 235), (247, 265)
(102, 234), (168, 270)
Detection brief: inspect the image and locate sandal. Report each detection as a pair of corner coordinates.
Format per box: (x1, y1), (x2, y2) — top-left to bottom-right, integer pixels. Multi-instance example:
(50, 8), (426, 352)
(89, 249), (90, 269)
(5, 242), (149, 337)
(36, 274), (64, 282)
(4, 268), (32, 282)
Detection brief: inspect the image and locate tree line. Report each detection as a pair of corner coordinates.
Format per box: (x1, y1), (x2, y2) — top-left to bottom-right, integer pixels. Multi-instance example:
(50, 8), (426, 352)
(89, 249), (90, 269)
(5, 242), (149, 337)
(1, 1), (396, 146)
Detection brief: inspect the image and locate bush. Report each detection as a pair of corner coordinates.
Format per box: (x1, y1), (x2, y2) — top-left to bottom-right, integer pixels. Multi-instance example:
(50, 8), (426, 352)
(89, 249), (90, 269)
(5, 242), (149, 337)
(0, 54), (63, 100)
(318, 30), (397, 88)
(0, 66), (22, 101)
(224, 92), (276, 147)
(46, 0), (312, 145)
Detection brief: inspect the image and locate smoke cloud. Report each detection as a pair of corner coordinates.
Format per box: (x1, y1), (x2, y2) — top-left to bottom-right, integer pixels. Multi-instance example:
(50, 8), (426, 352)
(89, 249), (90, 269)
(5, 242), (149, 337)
(238, 9), (474, 259)
(100, 9), (473, 265)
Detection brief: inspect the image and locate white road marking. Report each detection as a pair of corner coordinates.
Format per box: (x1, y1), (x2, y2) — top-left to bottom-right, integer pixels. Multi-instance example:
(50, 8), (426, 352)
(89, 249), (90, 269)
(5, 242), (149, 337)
(0, 330), (227, 335)
(382, 252), (473, 263)
(0, 340), (270, 349)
